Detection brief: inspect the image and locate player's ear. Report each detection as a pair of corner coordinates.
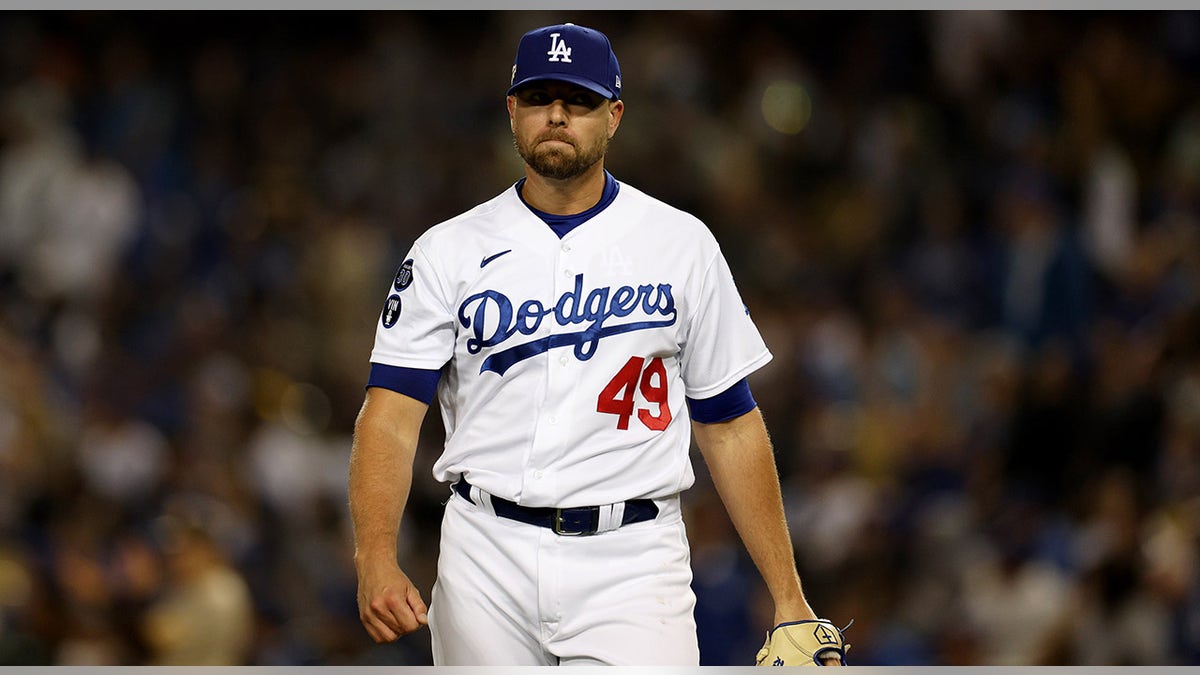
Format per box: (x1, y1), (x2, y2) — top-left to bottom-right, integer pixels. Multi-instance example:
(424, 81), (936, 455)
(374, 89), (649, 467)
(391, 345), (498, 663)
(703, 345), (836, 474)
(607, 99), (624, 139)
(506, 95), (517, 131)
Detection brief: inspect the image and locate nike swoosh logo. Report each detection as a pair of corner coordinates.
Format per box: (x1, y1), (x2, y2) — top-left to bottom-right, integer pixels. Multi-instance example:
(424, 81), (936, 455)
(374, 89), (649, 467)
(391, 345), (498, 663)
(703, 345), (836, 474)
(480, 250), (512, 268)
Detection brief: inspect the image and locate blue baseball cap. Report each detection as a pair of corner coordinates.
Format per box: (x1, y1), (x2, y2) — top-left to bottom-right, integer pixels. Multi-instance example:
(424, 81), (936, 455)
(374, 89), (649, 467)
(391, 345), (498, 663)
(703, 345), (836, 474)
(507, 23), (622, 101)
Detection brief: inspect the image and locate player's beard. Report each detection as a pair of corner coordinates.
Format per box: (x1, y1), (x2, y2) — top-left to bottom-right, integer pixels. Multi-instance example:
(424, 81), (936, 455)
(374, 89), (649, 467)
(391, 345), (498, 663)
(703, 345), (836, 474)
(515, 131), (609, 180)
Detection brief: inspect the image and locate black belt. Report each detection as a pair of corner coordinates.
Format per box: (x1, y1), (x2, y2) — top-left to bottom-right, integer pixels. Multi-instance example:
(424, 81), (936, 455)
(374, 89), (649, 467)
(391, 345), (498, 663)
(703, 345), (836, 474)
(452, 479), (659, 536)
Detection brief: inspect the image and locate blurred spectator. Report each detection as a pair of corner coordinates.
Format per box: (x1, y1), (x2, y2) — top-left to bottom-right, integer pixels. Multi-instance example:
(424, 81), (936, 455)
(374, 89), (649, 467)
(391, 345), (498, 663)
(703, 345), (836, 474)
(960, 498), (1075, 665)
(141, 519), (253, 665)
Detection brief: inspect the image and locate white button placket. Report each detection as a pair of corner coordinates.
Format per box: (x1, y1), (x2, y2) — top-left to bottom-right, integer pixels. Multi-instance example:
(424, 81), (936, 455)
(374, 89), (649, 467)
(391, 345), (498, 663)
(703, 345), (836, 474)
(524, 236), (580, 503)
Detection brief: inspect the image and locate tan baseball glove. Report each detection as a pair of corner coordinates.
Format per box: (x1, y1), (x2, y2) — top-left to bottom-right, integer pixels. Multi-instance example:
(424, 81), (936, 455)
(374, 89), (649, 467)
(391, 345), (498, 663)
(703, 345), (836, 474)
(755, 619), (851, 666)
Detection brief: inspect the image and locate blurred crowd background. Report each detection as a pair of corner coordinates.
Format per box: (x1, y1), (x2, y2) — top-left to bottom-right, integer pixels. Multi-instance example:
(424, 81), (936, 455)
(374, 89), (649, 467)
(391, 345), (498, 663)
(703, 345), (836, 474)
(0, 10), (1198, 666)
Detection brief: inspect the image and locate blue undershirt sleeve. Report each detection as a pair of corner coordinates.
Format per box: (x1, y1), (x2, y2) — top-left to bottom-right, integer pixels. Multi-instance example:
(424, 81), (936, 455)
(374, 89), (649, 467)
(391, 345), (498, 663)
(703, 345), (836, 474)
(366, 363), (442, 405)
(686, 378), (757, 424)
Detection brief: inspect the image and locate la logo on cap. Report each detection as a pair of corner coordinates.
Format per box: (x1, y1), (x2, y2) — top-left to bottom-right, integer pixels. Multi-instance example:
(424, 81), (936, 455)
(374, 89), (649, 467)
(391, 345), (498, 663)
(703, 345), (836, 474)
(547, 32), (572, 63)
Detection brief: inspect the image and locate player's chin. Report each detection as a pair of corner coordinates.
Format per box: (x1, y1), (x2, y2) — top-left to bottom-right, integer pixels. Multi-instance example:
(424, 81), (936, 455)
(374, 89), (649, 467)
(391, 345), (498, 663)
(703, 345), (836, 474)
(529, 154), (585, 180)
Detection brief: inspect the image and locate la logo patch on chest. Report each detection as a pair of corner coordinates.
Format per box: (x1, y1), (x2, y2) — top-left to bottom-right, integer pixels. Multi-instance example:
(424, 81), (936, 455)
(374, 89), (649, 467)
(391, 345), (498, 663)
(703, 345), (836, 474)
(603, 246), (634, 276)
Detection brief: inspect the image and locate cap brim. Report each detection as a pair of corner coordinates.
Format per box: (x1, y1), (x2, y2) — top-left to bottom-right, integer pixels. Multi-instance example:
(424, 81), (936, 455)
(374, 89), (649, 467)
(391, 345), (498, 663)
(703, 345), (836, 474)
(507, 74), (617, 101)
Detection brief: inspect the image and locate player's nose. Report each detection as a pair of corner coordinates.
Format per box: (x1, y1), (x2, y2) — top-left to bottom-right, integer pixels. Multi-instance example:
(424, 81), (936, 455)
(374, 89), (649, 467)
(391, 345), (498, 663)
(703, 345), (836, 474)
(546, 99), (569, 125)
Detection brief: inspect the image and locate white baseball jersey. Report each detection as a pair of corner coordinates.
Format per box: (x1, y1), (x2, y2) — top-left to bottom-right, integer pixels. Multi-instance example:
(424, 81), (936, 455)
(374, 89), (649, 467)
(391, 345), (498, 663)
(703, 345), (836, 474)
(370, 179), (771, 508)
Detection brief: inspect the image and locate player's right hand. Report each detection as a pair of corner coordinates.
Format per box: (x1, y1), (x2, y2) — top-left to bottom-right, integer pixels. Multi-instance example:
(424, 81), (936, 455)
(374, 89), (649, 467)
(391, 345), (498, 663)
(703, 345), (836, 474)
(355, 559), (429, 642)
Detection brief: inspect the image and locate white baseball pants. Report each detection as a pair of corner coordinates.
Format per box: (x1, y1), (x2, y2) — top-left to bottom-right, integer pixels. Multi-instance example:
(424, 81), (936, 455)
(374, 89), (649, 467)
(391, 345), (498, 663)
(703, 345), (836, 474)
(428, 487), (700, 665)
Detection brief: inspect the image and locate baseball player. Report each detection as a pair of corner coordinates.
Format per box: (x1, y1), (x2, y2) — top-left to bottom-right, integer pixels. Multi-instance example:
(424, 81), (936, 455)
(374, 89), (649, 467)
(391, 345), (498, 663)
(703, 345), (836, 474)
(349, 22), (845, 666)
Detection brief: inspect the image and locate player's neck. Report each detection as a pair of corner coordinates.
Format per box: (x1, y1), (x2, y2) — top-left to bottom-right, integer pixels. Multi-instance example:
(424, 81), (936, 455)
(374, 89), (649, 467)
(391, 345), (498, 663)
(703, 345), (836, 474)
(520, 164), (607, 216)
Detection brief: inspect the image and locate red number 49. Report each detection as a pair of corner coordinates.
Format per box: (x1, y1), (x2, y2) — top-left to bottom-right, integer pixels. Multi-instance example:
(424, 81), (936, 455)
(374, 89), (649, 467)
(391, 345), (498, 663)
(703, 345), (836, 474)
(596, 356), (672, 431)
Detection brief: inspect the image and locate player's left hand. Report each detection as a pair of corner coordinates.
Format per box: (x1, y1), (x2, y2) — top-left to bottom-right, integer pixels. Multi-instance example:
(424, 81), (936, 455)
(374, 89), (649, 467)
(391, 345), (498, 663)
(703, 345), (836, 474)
(755, 618), (850, 666)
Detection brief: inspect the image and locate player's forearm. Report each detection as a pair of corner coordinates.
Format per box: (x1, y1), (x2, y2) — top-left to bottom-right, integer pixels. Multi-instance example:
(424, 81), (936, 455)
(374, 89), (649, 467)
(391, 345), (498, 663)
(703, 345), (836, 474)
(693, 409), (815, 619)
(349, 435), (413, 564)
(348, 397), (420, 565)
(349, 449), (412, 564)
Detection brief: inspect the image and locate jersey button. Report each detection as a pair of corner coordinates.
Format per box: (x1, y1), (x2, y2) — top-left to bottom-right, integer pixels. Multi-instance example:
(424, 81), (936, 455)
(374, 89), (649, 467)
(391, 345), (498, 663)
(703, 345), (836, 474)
(548, 415), (558, 424)
(559, 355), (568, 366)
(534, 470), (544, 480)
(562, 243), (572, 252)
